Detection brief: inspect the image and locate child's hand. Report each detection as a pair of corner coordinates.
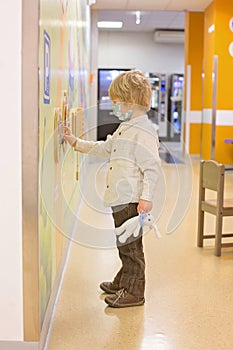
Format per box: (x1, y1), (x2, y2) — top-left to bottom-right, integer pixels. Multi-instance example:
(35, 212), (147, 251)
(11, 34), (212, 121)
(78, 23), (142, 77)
(63, 125), (72, 136)
(137, 200), (153, 214)
(63, 126), (76, 146)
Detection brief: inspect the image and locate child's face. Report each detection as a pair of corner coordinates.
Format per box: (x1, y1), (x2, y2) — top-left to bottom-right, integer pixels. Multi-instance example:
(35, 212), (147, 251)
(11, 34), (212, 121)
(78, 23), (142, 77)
(112, 100), (133, 121)
(112, 100), (133, 112)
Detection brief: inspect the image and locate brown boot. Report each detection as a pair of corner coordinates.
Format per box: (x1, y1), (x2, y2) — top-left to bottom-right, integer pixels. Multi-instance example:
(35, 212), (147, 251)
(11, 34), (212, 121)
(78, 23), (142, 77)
(105, 289), (145, 308)
(100, 281), (120, 294)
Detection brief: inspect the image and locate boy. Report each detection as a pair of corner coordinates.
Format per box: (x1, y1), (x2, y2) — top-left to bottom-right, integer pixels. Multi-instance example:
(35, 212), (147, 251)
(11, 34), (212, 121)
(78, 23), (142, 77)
(63, 70), (160, 308)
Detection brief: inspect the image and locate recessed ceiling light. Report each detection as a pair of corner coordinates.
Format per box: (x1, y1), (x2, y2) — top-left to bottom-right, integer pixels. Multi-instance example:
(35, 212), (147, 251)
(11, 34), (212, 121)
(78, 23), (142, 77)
(97, 21), (123, 29)
(136, 11), (141, 25)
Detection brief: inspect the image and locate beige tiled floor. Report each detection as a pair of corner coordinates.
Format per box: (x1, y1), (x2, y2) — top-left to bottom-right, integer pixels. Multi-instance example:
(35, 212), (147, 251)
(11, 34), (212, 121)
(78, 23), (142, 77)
(47, 153), (233, 350)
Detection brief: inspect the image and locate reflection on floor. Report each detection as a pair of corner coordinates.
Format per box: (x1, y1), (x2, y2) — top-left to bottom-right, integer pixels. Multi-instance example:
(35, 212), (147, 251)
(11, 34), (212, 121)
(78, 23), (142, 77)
(46, 143), (233, 350)
(159, 151), (183, 164)
(159, 141), (184, 164)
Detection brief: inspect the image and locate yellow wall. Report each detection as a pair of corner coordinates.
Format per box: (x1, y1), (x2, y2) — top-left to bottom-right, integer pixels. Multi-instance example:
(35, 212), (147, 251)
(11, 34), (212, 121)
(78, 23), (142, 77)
(203, 2), (215, 109)
(215, 126), (233, 164)
(201, 0), (233, 164)
(201, 123), (212, 159)
(184, 12), (204, 154)
(185, 12), (204, 111)
(215, 0), (233, 110)
(189, 124), (202, 154)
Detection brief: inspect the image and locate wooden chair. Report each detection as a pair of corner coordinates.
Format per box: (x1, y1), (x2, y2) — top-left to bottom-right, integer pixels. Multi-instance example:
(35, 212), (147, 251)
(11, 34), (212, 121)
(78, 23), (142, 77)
(197, 160), (233, 256)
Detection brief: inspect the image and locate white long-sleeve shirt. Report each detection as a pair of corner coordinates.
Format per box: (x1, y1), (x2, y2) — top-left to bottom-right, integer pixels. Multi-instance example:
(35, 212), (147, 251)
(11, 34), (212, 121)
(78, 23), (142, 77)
(74, 114), (161, 207)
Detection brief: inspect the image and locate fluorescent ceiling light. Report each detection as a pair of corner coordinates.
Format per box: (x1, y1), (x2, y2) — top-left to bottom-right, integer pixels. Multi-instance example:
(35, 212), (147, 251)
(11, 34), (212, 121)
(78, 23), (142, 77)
(97, 21), (123, 29)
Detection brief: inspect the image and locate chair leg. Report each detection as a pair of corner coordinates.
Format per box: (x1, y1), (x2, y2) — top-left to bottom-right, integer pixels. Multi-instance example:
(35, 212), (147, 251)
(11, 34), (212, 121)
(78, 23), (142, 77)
(214, 214), (223, 257)
(197, 210), (204, 247)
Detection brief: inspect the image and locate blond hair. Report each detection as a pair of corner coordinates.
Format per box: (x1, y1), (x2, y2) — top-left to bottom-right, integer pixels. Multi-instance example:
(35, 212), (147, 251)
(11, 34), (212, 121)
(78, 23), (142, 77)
(108, 70), (152, 111)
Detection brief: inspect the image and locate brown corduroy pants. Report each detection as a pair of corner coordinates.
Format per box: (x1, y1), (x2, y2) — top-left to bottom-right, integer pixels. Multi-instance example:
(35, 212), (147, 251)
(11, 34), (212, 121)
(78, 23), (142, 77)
(111, 203), (145, 298)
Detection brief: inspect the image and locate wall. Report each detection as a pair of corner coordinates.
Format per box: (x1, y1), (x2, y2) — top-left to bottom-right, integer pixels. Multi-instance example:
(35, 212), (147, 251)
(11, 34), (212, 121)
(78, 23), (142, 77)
(202, 1), (215, 160)
(0, 0), (23, 341)
(202, 0), (233, 164)
(98, 31), (184, 74)
(38, 0), (90, 340)
(0, 0), (91, 346)
(184, 12), (204, 154)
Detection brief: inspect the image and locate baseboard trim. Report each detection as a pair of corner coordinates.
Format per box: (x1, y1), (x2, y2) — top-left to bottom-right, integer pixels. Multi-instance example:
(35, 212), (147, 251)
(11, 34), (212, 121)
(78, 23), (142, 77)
(0, 341), (38, 350)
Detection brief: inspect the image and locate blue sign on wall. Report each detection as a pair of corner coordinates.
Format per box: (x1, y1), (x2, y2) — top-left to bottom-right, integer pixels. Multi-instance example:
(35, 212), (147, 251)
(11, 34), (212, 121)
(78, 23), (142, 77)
(44, 30), (50, 104)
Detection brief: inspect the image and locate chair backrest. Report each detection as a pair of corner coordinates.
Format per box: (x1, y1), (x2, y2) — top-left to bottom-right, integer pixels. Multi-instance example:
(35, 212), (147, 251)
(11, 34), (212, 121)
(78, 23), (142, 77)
(200, 160), (225, 192)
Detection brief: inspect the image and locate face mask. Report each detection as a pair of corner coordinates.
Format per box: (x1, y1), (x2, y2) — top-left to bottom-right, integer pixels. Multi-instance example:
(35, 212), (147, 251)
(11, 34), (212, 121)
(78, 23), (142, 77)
(112, 102), (133, 121)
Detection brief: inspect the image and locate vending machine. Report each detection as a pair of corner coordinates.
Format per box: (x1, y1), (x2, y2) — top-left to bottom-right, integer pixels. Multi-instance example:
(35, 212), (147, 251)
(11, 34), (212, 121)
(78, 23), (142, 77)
(97, 68), (130, 140)
(169, 73), (184, 141)
(145, 72), (168, 139)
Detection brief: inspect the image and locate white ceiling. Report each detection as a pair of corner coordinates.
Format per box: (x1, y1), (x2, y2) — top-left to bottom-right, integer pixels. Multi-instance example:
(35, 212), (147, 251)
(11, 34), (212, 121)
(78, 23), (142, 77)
(97, 10), (185, 32)
(92, 0), (213, 32)
(92, 0), (212, 11)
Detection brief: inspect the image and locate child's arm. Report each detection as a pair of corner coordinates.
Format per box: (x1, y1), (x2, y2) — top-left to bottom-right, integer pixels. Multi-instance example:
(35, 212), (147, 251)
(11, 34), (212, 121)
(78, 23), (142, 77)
(135, 128), (161, 210)
(63, 126), (112, 158)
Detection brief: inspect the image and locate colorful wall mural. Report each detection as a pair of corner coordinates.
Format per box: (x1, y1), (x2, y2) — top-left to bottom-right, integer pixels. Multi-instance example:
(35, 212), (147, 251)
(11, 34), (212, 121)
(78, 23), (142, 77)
(39, 0), (90, 328)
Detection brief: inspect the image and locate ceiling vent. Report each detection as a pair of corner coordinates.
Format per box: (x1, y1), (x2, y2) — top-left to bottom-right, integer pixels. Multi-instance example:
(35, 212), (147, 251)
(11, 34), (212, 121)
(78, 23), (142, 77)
(154, 30), (184, 44)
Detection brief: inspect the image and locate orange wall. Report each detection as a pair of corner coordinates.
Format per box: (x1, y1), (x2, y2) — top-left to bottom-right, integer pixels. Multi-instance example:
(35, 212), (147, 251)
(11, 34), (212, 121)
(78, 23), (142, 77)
(185, 12), (204, 111)
(184, 12), (204, 154)
(189, 124), (202, 154)
(182, 2), (233, 162)
(201, 123), (212, 159)
(215, 126), (233, 164)
(203, 2), (215, 109)
(215, 0), (233, 110)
